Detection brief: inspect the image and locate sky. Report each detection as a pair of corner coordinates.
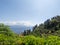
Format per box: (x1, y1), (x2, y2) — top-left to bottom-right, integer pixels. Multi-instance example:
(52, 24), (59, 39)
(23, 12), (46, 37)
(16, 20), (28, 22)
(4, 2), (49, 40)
(0, 0), (60, 26)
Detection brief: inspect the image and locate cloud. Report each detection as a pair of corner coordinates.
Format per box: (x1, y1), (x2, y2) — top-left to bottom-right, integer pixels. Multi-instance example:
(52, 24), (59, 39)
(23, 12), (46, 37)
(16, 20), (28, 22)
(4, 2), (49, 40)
(0, 21), (35, 26)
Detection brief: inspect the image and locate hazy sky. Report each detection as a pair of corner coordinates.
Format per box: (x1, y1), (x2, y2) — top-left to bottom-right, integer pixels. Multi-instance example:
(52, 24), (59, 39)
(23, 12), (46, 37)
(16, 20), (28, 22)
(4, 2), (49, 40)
(0, 0), (60, 26)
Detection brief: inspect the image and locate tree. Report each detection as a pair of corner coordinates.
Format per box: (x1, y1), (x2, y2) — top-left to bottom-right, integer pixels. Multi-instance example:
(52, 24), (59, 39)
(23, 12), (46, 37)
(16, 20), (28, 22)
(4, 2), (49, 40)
(23, 29), (31, 35)
(33, 24), (38, 31)
(44, 19), (51, 29)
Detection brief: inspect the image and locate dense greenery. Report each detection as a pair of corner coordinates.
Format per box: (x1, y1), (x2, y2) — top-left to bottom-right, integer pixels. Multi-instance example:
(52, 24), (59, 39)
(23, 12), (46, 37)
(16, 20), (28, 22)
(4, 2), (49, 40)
(1, 15), (60, 45)
(0, 23), (17, 45)
(1, 34), (60, 45)
(23, 15), (60, 37)
(17, 35), (60, 45)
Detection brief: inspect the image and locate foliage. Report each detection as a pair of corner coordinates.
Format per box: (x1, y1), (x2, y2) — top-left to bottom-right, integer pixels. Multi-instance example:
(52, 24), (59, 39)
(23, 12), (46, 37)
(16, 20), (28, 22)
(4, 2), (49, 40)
(0, 23), (18, 45)
(16, 35), (60, 45)
(23, 15), (60, 37)
(1, 16), (60, 45)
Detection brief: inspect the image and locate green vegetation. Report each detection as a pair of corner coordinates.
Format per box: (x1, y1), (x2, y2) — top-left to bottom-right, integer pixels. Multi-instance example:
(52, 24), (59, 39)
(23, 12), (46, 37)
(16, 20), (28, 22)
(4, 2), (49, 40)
(16, 35), (60, 45)
(1, 15), (60, 45)
(23, 15), (60, 37)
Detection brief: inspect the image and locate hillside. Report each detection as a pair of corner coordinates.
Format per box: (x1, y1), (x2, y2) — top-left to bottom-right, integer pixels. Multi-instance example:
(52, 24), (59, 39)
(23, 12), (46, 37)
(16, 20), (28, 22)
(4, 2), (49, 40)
(23, 15), (60, 36)
(1, 15), (60, 45)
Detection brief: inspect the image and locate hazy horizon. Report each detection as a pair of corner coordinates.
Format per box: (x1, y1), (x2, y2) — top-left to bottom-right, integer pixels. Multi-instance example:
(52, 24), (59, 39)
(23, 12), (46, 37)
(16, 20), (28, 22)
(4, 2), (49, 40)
(0, 0), (60, 26)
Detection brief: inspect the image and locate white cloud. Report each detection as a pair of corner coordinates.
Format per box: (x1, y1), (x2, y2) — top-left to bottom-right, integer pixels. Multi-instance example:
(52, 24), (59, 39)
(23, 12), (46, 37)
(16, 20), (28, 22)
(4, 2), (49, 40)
(0, 21), (35, 26)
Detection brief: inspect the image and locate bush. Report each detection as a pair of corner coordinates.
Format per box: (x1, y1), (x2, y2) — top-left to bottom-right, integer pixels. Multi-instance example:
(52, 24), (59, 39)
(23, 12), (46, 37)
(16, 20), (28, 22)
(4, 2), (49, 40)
(16, 35), (60, 45)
